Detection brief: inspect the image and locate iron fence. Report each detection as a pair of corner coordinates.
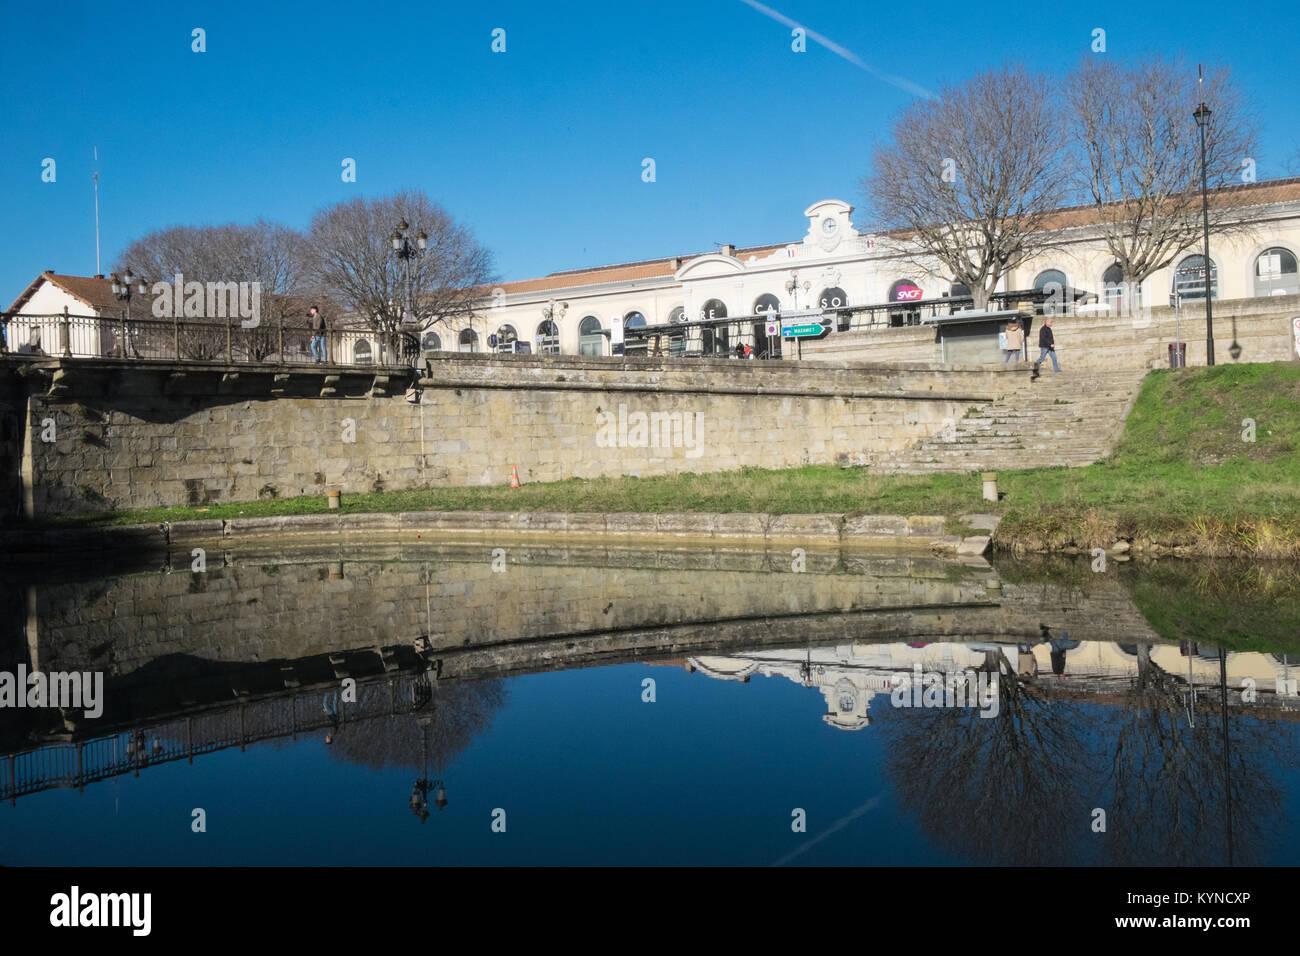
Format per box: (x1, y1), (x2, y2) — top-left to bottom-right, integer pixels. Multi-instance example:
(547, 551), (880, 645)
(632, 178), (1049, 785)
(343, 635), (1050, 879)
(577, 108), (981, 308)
(0, 310), (422, 368)
(0, 672), (433, 802)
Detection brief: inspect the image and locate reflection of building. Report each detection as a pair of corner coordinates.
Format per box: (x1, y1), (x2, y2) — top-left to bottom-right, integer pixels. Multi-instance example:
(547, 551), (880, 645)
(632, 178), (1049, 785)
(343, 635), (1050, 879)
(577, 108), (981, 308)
(687, 641), (1300, 729)
(688, 643), (1006, 730)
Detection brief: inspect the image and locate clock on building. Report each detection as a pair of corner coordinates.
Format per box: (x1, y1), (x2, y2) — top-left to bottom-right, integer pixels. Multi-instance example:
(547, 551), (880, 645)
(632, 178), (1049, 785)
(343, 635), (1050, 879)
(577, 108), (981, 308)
(821, 216), (838, 236)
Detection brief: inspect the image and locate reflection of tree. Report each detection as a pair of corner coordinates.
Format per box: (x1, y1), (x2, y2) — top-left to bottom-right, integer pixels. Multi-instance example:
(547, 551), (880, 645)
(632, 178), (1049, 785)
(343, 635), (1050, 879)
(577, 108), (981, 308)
(1101, 647), (1284, 865)
(327, 678), (506, 774)
(879, 651), (1099, 865)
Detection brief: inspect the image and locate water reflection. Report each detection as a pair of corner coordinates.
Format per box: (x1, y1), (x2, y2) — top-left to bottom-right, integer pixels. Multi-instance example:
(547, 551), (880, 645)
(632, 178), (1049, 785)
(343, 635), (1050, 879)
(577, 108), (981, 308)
(686, 636), (1294, 866)
(0, 544), (1296, 865)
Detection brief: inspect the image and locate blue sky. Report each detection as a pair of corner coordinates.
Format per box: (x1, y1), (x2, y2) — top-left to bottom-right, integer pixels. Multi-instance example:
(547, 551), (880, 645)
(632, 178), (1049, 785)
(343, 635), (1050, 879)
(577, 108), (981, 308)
(3, 0), (1298, 301)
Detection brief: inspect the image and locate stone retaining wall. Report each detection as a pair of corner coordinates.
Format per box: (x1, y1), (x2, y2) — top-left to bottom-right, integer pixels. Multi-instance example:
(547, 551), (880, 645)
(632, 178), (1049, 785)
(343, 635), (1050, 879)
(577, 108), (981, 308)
(6, 356), (1016, 517)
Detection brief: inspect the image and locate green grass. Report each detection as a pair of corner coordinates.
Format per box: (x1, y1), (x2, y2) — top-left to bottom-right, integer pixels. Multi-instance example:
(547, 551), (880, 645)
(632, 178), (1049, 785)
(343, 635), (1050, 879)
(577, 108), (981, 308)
(1121, 560), (1300, 653)
(38, 362), (1300, 556)
(993, 362), (1300, 555)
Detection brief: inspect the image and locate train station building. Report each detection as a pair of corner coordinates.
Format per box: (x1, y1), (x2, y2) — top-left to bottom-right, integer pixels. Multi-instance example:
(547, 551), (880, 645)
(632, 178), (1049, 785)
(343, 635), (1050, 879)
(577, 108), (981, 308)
(455, 178), (1300, 368)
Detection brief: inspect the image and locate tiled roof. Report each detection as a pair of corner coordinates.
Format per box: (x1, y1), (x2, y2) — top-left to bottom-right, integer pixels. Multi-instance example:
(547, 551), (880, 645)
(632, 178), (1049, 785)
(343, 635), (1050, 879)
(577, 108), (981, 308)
(5, 272), (338, 325)
(489, 177), (1300, 296)
(5, 271), (119, 314)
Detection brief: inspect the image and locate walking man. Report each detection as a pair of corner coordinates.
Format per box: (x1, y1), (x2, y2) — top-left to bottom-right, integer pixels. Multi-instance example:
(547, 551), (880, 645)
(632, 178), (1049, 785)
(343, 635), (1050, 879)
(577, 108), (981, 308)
(309, 305), (327, 364)
(1035, 317), (1060, 373)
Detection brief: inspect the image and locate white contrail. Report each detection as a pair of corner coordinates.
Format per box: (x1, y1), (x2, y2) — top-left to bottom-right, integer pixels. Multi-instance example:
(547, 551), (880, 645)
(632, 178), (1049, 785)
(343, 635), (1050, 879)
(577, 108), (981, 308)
(770, 792), (886, 866)
(738, 0), (934, 98)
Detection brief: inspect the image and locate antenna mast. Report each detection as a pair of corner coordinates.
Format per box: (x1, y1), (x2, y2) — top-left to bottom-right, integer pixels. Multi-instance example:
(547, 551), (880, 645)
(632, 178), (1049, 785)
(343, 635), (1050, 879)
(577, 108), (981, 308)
(93, 146), (101, 275)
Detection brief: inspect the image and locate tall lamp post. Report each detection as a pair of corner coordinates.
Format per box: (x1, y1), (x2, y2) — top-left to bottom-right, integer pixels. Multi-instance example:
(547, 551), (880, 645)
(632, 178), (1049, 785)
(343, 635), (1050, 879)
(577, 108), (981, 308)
(110, 269), (148, 358)
(784, 272), (811, 310)
(389, 219), (428, 367)
(1193, 101), (1215, 366)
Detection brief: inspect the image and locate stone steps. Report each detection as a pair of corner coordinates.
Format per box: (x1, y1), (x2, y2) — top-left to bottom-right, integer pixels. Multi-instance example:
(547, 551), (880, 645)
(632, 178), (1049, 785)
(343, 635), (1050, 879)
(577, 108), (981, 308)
(873, 368), (1147, 475)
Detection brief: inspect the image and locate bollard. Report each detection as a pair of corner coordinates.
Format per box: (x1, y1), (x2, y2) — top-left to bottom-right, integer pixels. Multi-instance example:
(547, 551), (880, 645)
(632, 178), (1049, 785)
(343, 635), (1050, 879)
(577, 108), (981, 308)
(327, 490), (341, 510)
(982, 472), (998, 502)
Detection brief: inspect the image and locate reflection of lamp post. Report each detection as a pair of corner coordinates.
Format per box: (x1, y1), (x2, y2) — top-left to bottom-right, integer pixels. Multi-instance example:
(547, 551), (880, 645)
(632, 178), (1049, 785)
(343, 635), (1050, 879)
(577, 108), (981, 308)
(410, 716), (448, 823)
(1193, 100), (1215, 366)
(389, 219), (428, 367)
(1218, 648), (1234, 866)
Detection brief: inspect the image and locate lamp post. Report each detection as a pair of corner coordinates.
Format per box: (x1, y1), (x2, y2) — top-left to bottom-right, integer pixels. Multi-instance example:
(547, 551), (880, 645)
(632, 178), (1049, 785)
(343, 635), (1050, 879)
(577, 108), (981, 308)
(784, 273), (810, 310)
(110, 269), (148, 358)
(389, 219), (428, 367)
(540, 299), (567, 354)
(1193, 101), (1215, 366)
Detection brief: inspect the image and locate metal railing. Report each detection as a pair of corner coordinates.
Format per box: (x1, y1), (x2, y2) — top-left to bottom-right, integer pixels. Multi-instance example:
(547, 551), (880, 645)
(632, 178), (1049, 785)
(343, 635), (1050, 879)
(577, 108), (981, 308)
(0, 671), (436, 803)
(0, 309), (422, 368)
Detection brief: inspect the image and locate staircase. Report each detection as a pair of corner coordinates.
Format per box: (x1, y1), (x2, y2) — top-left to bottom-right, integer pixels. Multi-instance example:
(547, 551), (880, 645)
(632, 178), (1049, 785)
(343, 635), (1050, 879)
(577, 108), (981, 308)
(873, 367), (1147, 474)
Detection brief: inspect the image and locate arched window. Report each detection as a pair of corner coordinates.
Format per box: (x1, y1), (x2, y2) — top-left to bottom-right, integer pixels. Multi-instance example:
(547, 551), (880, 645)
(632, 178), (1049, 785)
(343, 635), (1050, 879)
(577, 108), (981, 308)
(1101, 263), (1125, 310)
(354, 339), (373, 365)
(666, 306), (688, 355)
(1255, 247), (1299, 297)
(699, 299), (727, 321)
(458, 329), (479, 352)
(624, 311), (647, 329)
(579, 316), (604, 356)
(1034, 269), (1069, 315)
(818, 287), (848, 309)
(536, 319), (560, 355)
(753, 293), (781, 315)
(701, 326), (730, 355)
(889, 279), (923, 302)
(1173, 255), (1217, 301)
(421, 331), (441, 352)
(950, 282), (972, 299)
(888, 279), (923, 327)
(491, 325), (518, 352)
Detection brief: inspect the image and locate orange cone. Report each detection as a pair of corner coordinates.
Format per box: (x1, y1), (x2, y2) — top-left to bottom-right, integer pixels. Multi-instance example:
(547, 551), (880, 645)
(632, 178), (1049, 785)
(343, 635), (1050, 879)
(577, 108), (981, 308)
(510, 465), (521, 489)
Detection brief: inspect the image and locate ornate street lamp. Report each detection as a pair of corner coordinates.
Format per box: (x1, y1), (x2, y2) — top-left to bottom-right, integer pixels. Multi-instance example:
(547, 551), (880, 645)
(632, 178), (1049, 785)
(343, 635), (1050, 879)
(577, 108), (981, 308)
(388, 219), (428, 367)
(110, 269), (148, 358)
(1193, 99), (1215, 366)
(784, 273), (811, 310)
(110, 269), (148, 319)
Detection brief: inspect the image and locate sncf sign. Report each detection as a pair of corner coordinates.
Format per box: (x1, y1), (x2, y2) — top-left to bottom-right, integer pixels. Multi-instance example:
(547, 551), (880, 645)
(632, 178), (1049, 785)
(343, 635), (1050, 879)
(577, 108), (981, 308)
(893, 285), (923, 302)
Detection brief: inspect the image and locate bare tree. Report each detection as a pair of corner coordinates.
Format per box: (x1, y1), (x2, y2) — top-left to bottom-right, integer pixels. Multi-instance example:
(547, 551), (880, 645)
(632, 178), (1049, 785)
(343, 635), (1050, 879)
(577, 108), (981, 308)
(305, 190), (496, 365)
(115, 220), (308, 361)
(1066, 56), (1259, 310)
(864, 66), (1071, 310)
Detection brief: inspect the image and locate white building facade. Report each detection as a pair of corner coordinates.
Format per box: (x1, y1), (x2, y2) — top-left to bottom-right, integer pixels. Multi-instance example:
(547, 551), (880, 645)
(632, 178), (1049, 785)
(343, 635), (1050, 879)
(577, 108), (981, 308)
(454, 180), (1300, 359)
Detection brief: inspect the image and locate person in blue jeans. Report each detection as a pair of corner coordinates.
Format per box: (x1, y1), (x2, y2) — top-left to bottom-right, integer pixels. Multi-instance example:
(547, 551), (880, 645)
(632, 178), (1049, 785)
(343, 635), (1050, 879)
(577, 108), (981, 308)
(1036, 317), (1060, 372)
(308, 305), (327, 363)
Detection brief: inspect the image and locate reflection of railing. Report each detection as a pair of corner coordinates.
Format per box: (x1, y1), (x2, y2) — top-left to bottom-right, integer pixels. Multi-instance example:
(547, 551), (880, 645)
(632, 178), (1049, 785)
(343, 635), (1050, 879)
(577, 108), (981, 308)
(0, 671), (434, 803)
(0, 311), (417, 368)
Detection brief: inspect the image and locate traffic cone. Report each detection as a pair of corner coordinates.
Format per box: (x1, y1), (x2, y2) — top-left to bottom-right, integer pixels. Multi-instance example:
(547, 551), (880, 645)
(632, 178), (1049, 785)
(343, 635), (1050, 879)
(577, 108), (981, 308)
(510, 465), (521, 489)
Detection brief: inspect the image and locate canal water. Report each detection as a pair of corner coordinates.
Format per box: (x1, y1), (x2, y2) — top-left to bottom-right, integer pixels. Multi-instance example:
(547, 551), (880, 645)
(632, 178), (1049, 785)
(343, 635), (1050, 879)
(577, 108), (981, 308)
(0, 542), (1296, 866)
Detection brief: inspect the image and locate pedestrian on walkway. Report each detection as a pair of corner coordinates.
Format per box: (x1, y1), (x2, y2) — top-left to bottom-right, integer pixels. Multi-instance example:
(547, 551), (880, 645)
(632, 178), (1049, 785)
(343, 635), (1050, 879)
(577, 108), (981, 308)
(309, 305), (327, 364)
(1035, 317), (1060, 373)
(1002, 321), (1023, 363)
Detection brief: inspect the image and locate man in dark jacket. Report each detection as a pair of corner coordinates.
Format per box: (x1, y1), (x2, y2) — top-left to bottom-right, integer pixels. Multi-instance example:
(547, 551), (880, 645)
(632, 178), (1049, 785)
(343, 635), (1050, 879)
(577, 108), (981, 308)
(1035, 317), (1060, 372)
(308, 305), (327, 363)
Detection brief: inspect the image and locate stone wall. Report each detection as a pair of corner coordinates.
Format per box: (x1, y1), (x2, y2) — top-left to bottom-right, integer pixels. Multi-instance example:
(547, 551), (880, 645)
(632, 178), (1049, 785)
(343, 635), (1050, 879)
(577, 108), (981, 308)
(7, 356), (1016, 517)
(20, 548), (1001, 678)
(802, 294), (1300, 370)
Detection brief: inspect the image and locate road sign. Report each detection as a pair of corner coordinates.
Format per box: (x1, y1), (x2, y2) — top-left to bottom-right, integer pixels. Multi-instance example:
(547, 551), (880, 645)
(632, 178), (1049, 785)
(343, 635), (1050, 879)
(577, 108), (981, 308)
(781, 323), (827, 339)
